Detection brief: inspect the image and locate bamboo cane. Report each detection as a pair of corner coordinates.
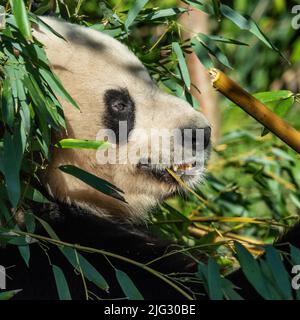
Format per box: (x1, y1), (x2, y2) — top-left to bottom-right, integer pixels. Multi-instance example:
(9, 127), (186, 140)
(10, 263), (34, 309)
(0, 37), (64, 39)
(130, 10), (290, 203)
(209, 68), (300, 154)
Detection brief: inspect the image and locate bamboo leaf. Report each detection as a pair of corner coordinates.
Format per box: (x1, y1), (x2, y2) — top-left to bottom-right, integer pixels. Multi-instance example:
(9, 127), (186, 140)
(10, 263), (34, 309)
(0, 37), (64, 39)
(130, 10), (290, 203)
(36, 217), (109, 291)
(144, 7), (187, 20)
(9, 0), (32, 41)
(55, 139), (110, 150)
(172, 42), (191, 90)
(39, 68), (80, 110)
(59, 165), (126, 202)
(3, 132), (21, 208)
(124, 0), (149, 30)
(235, 241), (271, 299)
(52, 265), (72, 300)
(0, 289), (22, 300)
(265, 245), (292, 300)
(207, 257), (223, 300)
(115, 269), (144, 300)
(191, 37), (214, 69)
(1, 78), (14, 128)
(220, 4), (287, 61)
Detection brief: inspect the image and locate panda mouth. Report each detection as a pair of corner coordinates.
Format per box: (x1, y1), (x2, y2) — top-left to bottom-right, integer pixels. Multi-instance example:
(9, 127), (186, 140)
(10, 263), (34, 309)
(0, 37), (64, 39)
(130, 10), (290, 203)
(137, 160), (201, 182)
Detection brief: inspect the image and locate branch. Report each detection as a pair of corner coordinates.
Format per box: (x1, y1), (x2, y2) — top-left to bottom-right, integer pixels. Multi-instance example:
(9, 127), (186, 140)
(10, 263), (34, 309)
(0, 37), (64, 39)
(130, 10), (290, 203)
(209, 68), (300, 154)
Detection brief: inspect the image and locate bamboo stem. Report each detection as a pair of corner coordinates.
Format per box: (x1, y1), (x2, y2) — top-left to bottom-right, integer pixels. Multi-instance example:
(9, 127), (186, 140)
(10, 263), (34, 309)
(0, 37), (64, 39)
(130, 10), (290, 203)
(209, 68), (300, 154)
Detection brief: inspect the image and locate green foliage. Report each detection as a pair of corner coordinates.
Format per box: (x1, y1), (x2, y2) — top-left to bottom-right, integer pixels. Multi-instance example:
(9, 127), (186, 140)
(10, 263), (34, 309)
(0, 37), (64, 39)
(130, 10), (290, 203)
(0, 0), (300, 300)
(115, 269), (144, 300)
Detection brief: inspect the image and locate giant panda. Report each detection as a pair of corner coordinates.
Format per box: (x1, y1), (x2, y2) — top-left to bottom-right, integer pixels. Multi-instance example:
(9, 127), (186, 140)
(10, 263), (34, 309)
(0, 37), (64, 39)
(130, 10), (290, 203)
(0, 17), (299, 300)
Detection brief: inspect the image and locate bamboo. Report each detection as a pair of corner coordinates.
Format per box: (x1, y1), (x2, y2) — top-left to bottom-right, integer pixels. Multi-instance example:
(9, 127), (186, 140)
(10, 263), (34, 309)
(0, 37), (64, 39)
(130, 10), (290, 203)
(209, 68), (300, 154)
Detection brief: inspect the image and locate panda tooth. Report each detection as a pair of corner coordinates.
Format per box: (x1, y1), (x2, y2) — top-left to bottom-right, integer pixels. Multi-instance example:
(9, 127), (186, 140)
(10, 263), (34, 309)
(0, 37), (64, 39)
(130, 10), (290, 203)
(173, 165), (178, 172)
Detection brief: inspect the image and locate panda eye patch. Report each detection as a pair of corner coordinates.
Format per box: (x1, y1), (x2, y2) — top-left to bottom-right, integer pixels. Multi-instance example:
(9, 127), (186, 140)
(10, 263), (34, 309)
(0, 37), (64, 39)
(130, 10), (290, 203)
(104, 89), (134, 117)
(103, 88), (136, 143)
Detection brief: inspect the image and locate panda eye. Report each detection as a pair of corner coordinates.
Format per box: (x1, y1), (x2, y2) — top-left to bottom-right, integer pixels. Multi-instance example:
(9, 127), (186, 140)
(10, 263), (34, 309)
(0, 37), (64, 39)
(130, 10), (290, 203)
(111, 101), (128, 113)
(103, 88), (136, 144)
(104, 89), (134, 116)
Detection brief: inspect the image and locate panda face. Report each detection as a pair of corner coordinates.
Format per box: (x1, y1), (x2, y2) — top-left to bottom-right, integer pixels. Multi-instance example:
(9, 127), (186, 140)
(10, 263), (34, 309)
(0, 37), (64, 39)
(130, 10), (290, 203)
(34, 17), (211, 221)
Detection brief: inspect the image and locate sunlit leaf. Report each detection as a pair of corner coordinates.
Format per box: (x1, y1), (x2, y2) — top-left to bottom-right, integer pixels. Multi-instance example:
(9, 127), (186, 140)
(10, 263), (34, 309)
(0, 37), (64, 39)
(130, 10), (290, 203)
(55, 139), (110, 150)
(0, 289), (22, 300)
(9, 0), (32, 41)
(124, 0), (149, 30)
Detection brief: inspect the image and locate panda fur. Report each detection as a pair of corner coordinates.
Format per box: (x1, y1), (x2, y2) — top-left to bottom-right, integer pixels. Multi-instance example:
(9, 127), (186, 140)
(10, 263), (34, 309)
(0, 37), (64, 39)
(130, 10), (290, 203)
(0, 17), (299, 300)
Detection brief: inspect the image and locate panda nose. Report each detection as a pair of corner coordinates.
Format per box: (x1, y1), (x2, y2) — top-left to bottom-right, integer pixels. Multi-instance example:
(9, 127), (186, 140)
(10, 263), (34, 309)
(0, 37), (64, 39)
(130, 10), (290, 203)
(181, 126), (211, 150)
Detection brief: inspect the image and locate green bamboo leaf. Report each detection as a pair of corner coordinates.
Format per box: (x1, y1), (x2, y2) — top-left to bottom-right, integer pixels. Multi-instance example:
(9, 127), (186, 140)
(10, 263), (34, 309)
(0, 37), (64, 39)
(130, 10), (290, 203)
(196, 34), (232, 68)
(191, 37), (214, 69)
(265, 245), (292, 300)
(52, 265), (72, 300)
(59, 165), (126, 203)
(220, 4), (287, 61)
(235, 241), (271, 299)
(144, 8), (187, 20)
(55, 139), (110, 150)
(221, 279), (244, 300)
(18, 244), (30, 267)
(24, 186), (50, 204)
(291, 245), (300, 265)
(9, 0), (32, 41)
(273, 97), (294, 117)
(39, 68), (80, 110)
(115, 269), (144, 300)
(259, 259), (284, 300)
(211, 0), (221, 21)
(0, 289), (22, 300)
(253, 90), (293, 103)
(124, 0), (149, 30)
(1, 78), (14, 128)
(197, 34), (248, 46)
(29, 13), (65, 40)
(0, 151), (3, 174)
(36, 217), (109, 291)
(23, 75), (61, 130)
(182, 0), (206, 12)
(24, 211), (36, 233)
(172, 42), (191, 90)
(207, 257), (223, 300)
(3, 132), (21, 208)
(196, 262), (209, 293)
(0, 199), (14, 228)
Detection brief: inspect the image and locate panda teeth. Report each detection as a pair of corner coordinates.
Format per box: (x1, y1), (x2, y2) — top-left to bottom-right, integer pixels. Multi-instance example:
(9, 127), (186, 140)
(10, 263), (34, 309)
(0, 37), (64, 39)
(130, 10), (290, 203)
(170, 162), (194, 172)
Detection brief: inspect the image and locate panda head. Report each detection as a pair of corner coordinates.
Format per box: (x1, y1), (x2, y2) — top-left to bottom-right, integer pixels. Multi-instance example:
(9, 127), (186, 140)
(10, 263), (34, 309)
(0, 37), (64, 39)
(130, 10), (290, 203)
(34, 17), (211, 221)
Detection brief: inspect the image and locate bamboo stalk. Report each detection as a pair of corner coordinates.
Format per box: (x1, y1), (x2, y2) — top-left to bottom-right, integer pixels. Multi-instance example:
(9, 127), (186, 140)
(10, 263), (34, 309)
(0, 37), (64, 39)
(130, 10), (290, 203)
(209, 68), (300, 154)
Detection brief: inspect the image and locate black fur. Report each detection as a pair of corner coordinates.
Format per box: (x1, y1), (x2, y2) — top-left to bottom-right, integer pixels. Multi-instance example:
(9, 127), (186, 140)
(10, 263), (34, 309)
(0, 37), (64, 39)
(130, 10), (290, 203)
(103, 88), (135, 144)
(0, 201), (299, 300)
(0, 202), (201, 300)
